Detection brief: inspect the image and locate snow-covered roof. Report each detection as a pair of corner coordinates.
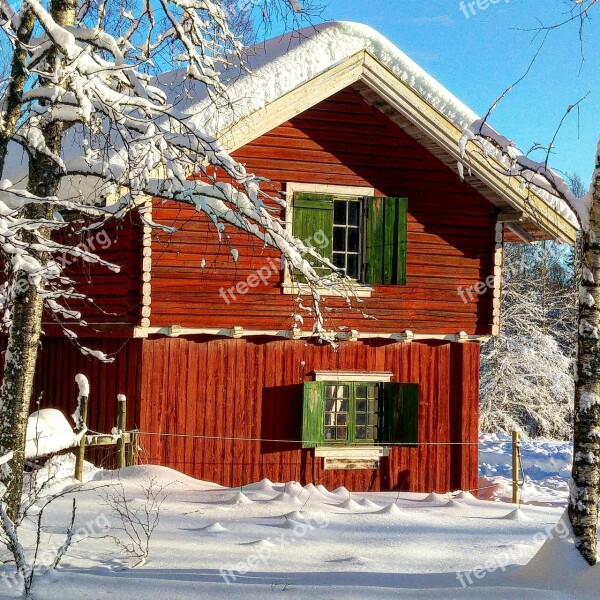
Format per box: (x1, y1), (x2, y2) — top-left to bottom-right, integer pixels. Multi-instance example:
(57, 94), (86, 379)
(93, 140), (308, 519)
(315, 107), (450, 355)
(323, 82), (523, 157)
(153, 21), (578, 242)
(156, 21), (478, 136)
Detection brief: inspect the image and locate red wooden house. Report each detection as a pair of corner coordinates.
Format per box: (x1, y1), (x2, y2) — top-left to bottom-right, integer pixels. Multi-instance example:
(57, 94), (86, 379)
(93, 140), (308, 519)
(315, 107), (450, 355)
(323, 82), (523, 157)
(30, 22), (577, 492)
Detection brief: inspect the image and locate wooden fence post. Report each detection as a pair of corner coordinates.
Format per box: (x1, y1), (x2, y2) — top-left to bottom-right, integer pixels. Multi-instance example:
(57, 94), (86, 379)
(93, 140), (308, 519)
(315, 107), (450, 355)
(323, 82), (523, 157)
(116, 394), (127, 470)
(74, 375), (90, 482)
(512, 430), (520, 506)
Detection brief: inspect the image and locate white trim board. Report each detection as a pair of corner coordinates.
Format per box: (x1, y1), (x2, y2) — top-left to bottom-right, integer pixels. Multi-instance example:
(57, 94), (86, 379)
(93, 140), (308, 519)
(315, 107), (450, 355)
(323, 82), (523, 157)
(313, 370), (393, 383)
(133, 326), (488, 343)
(315, 446), (389, 459)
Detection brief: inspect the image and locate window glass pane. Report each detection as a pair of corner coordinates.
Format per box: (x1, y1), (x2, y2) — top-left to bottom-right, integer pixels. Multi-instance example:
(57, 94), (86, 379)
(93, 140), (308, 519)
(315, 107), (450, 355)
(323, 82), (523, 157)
(334, 200), (347, 225)
(356, 386), (367, 399)
(333, 227), (346, 251)
(347, 255), (359, 279)
(333, 253), (345, 269)
(355, 427), (367, 440)
(347, 227), (359, 252)
(368, 386), (377, 399)
(336, 426), (348, 440)
(355, 413), (366, 425)
(325, 427), (336, 441)
(325, 385), (337, 398)
(356, 399), (367, 412)
(348, 201), (359, 226)
(336, 413), (347, 425)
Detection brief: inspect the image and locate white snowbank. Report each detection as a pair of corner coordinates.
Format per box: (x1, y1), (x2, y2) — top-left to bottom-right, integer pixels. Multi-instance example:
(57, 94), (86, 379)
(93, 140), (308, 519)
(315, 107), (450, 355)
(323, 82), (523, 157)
(25, 409), (79, 459)
(511, 511), (600, 599)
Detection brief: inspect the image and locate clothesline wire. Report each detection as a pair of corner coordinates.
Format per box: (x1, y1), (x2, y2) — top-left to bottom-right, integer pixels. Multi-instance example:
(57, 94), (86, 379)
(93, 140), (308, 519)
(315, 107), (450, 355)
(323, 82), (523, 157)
(131, 430), (547, 446)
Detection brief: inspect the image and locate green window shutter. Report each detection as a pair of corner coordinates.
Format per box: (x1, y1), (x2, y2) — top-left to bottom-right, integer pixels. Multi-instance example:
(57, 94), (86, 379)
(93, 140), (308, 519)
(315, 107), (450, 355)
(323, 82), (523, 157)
(302, 381), (325, 448)
(365, 197), (408, 285)
(381, 383), (419, 445)
(292, 194), (334, 280)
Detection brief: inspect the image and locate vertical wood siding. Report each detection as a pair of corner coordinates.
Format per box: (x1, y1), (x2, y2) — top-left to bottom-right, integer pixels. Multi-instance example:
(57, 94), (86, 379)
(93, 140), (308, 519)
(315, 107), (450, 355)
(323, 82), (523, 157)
(150, 86), (497, 335)
(28, 337), (142, 467)
(138, 336), (480, 492)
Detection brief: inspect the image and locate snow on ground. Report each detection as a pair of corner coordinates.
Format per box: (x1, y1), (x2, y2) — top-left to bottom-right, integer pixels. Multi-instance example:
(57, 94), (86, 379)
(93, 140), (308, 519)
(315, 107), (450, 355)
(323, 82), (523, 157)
(479, 433), (571, 505)
(0, 436), (592, 600)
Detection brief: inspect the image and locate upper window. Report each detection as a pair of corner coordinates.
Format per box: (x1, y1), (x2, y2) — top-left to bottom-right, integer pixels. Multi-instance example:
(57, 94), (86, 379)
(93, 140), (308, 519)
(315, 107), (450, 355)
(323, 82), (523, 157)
(302, 380), (419, 448)
(291, 192), (408, 286)
(333, 198), (362, 279)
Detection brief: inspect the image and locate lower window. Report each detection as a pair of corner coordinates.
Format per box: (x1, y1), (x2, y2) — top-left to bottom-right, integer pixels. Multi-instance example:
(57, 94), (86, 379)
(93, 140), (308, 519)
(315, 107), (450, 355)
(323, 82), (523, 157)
(302, 380), (419, 448)
(324, 383), (380, 443)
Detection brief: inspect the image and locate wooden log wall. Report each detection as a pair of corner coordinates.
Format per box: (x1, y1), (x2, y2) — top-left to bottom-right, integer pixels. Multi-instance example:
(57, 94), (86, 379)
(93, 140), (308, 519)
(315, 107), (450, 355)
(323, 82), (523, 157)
(149, 85), (497, 336)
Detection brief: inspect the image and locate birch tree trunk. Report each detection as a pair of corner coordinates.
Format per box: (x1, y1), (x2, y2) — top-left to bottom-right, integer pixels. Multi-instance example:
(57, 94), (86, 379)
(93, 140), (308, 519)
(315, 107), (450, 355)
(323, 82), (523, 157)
(570, 152), (600, 566)
(0, 0), (77, 521)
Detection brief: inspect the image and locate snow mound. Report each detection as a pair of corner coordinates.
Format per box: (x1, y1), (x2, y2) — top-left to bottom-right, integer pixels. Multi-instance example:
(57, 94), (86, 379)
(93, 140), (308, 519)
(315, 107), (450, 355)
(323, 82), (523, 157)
(454, 491), (477, 501)
(513, 511), (599, 598)
(270, 492), (303, 506)
(442, 499), (464, 509)
(225, 491), (253, 505)
(376, 503), (402, 516)
(283, 511), (306, 522)
(201, 522), (228, 533)
(283, 481), (304, 494)
(358, 498), (380, 508)
(332, 486), (351, 497)
(339, 498), (363, 511)
(243, 478), (275, 492)
(25, 409), (79, 459)
(421, 493), (447, 504)
(92, 464), (222, 488)
(501, 509), (533, 522)
(316, 484), (331, 494)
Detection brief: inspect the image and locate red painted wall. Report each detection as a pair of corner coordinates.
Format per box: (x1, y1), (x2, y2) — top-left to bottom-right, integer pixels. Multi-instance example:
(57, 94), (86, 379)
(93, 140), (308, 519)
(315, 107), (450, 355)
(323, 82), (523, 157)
(149, 86), (497, 336)
(137, 336), (480, 493)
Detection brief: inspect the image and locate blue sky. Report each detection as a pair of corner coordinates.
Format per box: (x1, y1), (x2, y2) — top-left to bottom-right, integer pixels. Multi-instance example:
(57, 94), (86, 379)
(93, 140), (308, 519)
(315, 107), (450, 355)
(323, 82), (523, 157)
(306, 0), (600, 185)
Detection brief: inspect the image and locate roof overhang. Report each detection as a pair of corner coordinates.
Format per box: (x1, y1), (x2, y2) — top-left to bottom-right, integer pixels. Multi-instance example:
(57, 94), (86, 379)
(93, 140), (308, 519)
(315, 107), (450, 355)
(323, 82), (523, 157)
(216, 50), (577, 245)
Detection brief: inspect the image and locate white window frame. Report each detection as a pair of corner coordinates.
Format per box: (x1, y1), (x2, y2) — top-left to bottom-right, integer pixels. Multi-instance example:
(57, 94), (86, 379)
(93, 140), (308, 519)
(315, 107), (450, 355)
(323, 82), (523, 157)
(282, 182), (376, 298)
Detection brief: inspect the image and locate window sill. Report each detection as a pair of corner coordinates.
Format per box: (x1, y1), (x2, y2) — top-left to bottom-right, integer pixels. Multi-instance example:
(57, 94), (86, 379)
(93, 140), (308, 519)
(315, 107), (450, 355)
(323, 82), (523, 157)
(314, 446), (389, 459)
(282, 282), (374, 298)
